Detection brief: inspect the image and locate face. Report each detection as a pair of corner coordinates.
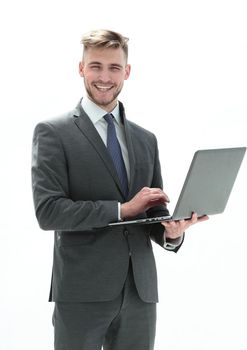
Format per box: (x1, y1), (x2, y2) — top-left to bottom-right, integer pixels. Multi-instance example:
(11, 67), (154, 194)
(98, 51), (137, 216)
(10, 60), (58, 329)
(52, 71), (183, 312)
(79, 47), (131, 112)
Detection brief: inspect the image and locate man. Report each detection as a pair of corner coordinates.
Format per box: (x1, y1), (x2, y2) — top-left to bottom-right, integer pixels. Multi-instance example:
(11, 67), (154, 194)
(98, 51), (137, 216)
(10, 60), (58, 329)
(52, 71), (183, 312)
(32, 29), (208, 350)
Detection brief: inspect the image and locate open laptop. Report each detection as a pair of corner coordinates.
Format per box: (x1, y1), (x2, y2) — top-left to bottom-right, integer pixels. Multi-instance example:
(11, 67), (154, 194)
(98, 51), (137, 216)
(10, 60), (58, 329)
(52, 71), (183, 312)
(108, 147), (246, 227)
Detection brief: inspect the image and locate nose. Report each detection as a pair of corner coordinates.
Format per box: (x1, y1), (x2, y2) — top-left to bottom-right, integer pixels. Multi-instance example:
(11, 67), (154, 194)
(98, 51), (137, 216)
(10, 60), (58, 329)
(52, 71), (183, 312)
(98, 69), (111, 82)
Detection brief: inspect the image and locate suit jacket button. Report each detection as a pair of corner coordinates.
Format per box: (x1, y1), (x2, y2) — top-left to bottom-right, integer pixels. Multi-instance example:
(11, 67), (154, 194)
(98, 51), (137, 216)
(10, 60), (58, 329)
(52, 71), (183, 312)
(123, 230), (129, 237)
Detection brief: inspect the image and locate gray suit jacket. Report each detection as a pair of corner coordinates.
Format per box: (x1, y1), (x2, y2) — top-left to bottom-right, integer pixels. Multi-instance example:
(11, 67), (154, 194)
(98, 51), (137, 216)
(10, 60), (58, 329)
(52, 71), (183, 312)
(32, 100), (182, 303)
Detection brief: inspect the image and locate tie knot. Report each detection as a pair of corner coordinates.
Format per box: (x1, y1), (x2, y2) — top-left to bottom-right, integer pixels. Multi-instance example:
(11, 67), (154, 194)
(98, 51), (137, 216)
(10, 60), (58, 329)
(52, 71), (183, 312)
(103, 113), (114, 125)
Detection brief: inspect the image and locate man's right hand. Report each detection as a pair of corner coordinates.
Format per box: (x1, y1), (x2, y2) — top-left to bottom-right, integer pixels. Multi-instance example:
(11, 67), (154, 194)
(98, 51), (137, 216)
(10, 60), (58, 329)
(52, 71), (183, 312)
(120, 187), (170, 220)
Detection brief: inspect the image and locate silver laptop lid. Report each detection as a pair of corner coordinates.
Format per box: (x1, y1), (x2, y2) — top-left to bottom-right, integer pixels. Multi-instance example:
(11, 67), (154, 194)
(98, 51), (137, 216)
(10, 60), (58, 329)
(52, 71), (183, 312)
(172, 147), (246, 220)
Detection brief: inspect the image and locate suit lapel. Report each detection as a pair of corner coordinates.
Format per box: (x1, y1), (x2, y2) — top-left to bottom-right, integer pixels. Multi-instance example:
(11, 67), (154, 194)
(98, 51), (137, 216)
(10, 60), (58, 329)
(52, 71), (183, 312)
(119, 103), (136, 199)
(73, 103), (125, 198)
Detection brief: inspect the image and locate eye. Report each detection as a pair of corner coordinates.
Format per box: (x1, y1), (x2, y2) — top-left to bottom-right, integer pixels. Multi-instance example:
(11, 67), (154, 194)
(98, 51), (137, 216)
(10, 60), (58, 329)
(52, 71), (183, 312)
(90, 65), (101, 70)
(110, 66), (121, 72)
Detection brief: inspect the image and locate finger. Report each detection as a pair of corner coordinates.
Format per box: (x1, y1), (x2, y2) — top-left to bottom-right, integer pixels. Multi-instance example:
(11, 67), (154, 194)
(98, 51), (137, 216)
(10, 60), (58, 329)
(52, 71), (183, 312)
(161, 220), (178, 228)
(191, 213), (198, 224)
(191, 213), (209, 223)
(147, 189), (170, 202)
(141, 187), (151, 193)
(144, 191), (169, 202)
(197, 215), (209, 222)
(147, 198), (169, 209)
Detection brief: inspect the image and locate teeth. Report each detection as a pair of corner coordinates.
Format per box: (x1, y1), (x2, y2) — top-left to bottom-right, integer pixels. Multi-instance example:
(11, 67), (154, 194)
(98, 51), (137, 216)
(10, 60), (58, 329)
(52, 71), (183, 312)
(95, 85), (112, 91)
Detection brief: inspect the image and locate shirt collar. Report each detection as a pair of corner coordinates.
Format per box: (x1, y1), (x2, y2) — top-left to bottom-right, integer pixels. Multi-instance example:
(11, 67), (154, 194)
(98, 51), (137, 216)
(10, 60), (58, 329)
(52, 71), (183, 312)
(81, 96), (121, 125)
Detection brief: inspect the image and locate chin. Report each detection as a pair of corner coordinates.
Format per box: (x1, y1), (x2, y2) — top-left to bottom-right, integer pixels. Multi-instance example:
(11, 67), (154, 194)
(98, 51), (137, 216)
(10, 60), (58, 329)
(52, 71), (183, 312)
(94, 96), (116, 107)
(88, 88), (119, 108)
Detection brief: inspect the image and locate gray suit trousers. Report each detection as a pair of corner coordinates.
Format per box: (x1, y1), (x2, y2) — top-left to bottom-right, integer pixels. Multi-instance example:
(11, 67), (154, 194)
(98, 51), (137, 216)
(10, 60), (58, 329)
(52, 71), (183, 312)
(52, 261), (156, 350)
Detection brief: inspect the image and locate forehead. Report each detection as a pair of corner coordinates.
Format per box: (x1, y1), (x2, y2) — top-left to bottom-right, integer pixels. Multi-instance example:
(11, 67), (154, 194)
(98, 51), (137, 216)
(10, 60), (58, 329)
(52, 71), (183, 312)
(83, 47), (127, 65)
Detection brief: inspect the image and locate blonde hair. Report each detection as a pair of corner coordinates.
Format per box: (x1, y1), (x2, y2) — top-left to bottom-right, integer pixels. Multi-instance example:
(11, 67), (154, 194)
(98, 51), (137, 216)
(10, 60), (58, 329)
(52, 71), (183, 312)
(81, 29), (129, 60)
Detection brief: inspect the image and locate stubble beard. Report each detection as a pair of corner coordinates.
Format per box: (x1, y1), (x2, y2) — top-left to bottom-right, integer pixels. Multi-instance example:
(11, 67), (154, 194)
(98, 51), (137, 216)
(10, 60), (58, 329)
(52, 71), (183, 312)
(85, 81), (123, 109)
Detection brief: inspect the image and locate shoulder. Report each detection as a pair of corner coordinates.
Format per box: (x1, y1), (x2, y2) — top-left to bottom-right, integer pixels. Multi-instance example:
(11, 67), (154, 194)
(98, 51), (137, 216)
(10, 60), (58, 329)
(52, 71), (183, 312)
(119, 101), (157, 143)
(126, 119), (158, 149)
(35, 108), (76, 130)
(127, 119), (155, 137)
(33, 105), (81, 141)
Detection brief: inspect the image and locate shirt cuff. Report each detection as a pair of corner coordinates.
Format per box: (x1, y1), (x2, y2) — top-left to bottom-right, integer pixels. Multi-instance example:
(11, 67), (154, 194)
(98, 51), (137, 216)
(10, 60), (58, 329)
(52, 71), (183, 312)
(118, 202), (122, 221)
(163, 234), (184, 250)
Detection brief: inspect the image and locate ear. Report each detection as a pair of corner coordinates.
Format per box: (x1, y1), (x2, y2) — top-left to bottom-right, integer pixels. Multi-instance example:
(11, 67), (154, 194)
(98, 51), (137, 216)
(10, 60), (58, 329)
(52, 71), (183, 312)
(124, 64), (131, 80)
(79, 62), (84, 77)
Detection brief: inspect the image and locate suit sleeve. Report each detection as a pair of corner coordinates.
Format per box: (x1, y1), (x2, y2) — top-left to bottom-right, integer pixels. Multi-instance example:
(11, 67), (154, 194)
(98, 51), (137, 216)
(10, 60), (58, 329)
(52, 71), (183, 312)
(148, 136), (184, 252)
(31, 122), (119, 232)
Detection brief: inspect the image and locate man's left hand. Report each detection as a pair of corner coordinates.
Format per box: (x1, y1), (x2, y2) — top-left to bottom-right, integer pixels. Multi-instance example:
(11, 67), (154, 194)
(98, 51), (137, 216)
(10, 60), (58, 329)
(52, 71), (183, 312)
(161, 213), (209, 239)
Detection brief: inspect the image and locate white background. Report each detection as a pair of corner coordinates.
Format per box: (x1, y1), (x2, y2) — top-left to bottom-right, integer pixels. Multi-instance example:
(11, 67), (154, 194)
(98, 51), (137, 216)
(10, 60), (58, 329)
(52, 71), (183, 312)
(0, 0), (246, 349)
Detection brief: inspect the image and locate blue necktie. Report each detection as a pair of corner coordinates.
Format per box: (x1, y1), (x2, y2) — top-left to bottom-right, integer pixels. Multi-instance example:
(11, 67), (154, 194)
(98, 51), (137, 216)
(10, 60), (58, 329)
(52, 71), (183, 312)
(104, 113), (128, 197)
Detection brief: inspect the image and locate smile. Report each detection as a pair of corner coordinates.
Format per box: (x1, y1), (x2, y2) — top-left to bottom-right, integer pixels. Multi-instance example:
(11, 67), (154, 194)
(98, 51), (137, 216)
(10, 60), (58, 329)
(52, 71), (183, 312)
(94, 84), (114, 92)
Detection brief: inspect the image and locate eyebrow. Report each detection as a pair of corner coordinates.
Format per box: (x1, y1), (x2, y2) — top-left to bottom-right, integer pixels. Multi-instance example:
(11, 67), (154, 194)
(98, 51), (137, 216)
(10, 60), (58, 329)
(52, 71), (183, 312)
(88, 61), (124, 69)
(88, 61), (102, 66)
(110, 63), (124, 69)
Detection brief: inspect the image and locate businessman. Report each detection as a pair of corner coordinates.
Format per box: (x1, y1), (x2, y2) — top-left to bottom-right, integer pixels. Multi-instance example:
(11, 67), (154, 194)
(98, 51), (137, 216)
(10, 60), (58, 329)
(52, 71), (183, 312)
(32, 29), (208, 350)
